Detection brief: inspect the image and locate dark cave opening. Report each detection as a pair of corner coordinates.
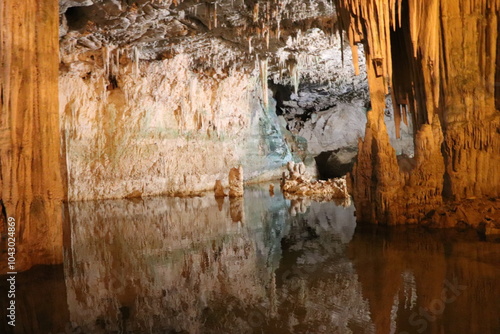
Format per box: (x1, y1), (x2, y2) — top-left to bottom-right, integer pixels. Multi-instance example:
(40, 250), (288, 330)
(269, 81), (293, 116)
(314, 149), (356, 180)
(65, 6), (90, 31)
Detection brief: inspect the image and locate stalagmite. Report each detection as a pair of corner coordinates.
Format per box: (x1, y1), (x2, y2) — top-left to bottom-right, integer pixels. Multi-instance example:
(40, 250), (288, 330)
(335, 0), (500, 225)
(228, 166), (244, 197)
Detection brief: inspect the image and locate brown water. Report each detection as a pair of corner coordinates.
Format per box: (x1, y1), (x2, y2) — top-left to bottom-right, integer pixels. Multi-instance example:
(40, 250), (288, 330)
(1, 185), (499, 334)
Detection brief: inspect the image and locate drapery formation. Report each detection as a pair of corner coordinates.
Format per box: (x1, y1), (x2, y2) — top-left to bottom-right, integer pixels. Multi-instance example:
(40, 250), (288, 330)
(335, 0), (500, 224)
(0, 0), (64, 269)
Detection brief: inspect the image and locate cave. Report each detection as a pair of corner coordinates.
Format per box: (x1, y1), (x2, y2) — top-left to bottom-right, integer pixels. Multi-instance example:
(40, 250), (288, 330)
(1, 0), (499, 333)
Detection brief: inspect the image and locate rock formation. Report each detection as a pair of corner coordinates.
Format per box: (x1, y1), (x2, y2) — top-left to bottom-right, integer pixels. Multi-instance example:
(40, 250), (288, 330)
(0, 0), (64, 270)
(335, 0), (500, 225)
(281, 161), (350, 202)
(1, 0), (499, 277)
(228, 166), (244, 197)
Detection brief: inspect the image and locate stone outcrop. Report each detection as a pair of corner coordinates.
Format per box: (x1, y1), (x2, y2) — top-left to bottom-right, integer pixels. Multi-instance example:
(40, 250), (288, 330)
(228, 166), (244, 197)
(59, 53), (295, 200)
(335, 0), (500, 225)
(281, 161), (349, 201)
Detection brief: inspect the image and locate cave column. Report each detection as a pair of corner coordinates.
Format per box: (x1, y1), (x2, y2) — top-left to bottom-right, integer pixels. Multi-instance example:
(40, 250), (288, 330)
(1, 0), (64, 269)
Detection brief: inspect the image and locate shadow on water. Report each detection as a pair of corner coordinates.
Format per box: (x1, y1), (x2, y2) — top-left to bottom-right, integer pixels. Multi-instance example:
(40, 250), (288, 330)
(0, 184), (499, 333)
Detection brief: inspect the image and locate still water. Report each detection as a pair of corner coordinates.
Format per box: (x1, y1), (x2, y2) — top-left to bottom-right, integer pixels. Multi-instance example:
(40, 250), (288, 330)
(1, 184), (499, 334)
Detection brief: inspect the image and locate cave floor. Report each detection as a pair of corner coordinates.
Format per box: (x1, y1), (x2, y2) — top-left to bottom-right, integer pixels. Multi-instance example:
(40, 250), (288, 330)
(1, 184), (499, 334)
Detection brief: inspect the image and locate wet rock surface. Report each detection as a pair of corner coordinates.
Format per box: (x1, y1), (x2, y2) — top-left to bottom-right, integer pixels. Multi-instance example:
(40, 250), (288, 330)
(281, 161), (349, 201)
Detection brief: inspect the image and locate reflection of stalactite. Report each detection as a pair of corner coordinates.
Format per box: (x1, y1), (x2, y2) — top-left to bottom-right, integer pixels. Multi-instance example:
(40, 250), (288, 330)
(63, 196), (269, 333)
(349, 228), (500, 334)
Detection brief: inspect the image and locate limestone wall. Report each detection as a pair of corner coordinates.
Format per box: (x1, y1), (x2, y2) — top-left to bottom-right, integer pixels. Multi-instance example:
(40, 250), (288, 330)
(59, 53), (292, 200)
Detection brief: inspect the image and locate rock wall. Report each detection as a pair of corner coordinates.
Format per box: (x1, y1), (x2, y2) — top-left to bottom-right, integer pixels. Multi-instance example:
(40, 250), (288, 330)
(0, 0), (64, 270)
(59, 53), (291, 200)
(336, 0), (500, 225)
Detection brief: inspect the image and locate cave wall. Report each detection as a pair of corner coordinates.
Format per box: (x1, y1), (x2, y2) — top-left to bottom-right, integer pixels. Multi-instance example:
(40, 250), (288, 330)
(0, 0), (64, 270)
(59, 52), (291, 200)
(336, 0), (500, 225)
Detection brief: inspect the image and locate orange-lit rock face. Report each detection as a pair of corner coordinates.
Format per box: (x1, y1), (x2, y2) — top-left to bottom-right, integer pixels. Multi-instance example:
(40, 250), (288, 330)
(0, 0), (64, 270)
(336, 0), (500, 225)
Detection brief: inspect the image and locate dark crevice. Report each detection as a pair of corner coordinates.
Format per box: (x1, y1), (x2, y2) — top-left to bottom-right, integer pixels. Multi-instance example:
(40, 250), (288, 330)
(315, 149), (357, 180)
(65, 6), (89, 31)
(269, 81), (292, 116)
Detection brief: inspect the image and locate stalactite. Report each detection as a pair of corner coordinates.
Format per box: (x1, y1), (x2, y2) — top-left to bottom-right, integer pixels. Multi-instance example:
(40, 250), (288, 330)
(102, 46), (110, 78)
(248, 36), (253, 54)
(116, 48), (120, 75)
(213, 2), (218, 28)
(253, 3), (259, 23)
(289, 60), (299, 94)
(335, 0), (500, 225)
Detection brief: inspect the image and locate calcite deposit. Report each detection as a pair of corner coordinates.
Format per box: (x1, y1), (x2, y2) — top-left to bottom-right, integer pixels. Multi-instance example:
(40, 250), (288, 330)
(228, 166), (244, 197)
(335, 0), (500, 225)
(281, 161), (349, 201)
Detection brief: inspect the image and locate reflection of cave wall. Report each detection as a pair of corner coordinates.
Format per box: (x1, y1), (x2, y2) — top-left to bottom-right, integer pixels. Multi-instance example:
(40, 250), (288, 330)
(64, 196), (270, 333)
(62, 186), (372, 333)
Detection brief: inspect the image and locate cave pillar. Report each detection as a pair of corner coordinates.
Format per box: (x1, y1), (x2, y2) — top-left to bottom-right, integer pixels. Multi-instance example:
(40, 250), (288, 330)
(340, 0), (498, 225)
(353, 53), (405, 225)
(0, 0), (64, 270)
(439, 1), (500, 200)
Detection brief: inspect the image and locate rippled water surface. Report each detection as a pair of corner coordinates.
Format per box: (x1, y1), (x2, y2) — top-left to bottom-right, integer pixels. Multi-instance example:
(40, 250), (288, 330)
(1, 184), (499, 334)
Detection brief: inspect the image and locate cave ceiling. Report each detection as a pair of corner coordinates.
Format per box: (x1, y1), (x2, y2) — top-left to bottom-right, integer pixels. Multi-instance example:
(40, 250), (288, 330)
(59, 0), (344, 84)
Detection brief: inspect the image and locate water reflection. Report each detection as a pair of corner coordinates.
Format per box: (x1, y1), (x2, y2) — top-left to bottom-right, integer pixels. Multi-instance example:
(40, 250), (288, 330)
(0, 185), (499, 334)
(0, 199), (63, 272)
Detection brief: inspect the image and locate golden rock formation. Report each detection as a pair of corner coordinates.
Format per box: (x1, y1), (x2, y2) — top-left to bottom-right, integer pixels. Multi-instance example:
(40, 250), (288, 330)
(0, 0), (64, 270)
(335, 0), (500, 225)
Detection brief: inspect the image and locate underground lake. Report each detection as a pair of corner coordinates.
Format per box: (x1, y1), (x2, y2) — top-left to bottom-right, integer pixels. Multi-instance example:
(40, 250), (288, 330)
(1, 184), (499, 334)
